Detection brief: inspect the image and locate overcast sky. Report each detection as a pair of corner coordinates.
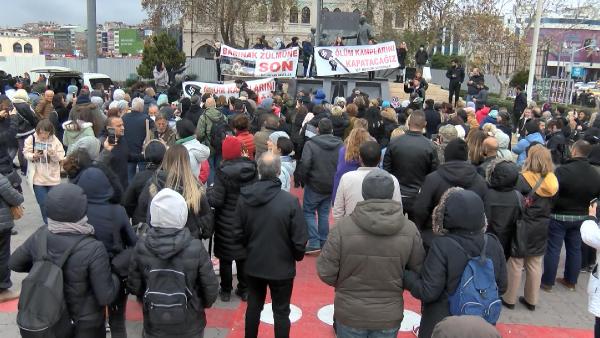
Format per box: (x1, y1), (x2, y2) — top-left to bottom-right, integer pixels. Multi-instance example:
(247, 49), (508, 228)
(2, 0), (147, 27)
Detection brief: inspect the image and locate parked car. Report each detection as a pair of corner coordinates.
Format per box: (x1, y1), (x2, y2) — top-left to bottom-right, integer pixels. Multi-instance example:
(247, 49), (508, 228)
(29, 66), (113, 94)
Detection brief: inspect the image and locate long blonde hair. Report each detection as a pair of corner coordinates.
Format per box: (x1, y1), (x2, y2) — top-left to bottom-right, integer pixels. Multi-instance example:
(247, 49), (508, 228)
(157, 144), (203, 213)
(344, 127), (370, 162)
(523, 144), (554, 175)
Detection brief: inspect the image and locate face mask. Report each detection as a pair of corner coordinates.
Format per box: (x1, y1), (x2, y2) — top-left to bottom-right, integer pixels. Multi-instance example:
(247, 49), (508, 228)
(150, 116), (156, 121)
(420, 47), (424, 51)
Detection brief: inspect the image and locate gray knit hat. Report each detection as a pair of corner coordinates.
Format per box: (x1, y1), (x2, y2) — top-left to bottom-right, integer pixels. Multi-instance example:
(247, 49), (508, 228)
(150, 188), (188, 229)
(362, 168), (394, 200)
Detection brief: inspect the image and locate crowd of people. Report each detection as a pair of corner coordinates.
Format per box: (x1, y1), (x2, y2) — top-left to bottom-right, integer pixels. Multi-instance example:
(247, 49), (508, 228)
(1, 65), (600, 338)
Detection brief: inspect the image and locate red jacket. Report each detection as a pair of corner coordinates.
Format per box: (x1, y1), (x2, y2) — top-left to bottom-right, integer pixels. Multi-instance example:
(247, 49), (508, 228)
(236, 131), (255, 160)
(476, 106), (491, 124)
(199, 159), (209, 184)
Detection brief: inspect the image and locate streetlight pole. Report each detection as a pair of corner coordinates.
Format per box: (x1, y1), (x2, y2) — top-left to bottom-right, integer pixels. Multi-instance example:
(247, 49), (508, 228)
(526, 0), (543, 101)
(86, 0), (97, 72)
(316, 0), (323, 47)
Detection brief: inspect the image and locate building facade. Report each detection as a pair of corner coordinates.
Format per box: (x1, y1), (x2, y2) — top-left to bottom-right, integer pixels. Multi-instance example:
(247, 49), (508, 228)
(0, 35), (40, 56)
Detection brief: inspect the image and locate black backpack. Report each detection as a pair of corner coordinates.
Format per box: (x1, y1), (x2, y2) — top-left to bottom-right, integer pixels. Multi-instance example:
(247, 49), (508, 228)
(143, 259), (189, 328)
(208, 115), (232, 154)
(17, 230), (87, 337)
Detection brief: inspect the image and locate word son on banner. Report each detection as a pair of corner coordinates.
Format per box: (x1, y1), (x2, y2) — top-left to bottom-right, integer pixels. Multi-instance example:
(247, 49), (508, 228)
(220, 44), (299, 78)
(314, 41), (399, 77)
(182, 78), (276, 100)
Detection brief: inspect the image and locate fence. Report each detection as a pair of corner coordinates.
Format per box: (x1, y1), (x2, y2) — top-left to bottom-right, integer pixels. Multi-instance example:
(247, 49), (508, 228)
(47, 57), (218, 83)
(0, 55), (45, 77)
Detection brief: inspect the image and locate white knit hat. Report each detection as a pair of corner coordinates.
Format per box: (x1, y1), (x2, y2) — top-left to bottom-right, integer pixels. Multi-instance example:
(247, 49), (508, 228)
(150, 188), (188, 229)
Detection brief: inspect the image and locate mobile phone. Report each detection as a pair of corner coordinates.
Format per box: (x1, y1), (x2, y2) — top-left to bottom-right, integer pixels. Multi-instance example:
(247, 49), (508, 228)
(591, 198), (598, 206)
(107, 127), (117, 145)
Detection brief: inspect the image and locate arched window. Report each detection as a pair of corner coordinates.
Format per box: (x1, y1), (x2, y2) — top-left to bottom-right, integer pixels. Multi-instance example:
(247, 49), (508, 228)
(334, 8), (341, 12)
(24, 43), (33, 53)
(301, 6), (310, 24)
(258, 5), (268, 22)
(395, 12), (404, 28)
(195, 44), (215, 58)
(271, 0), (281, 22)
(13, 43), (22, 53)
(322, 7), (329, 13)
(383, 11), (393, 28)
(290, 6), (298, 23)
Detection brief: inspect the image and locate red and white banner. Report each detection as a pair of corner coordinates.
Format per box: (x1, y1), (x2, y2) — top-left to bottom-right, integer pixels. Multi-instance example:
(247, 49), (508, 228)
(182, 78), (276, 100)
(314, 41), (399, 76)
(219, 44), (300, 78)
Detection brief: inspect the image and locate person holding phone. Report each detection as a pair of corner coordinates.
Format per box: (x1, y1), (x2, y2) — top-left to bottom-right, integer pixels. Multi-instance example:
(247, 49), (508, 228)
(23, 119), (65, 225)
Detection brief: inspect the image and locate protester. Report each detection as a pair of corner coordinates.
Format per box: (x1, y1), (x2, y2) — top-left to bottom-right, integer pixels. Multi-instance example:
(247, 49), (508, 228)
(542, 140), (600, 291)
(128, 188), (219, 338)
(433, 124), (458, 164)
(446, 59), (465, 107)
(466, 68), (485, 103)
(102, 116), (131, 189)
(69, 91), (105, 137)
(0, 168), (24, 294)
(176, 119), (210, 178)
(546, 119), (569, 165)
(330, 105), (349, 139)
(333, 141), (402, 222)
(332, 127), (371, 203)
(423, 99), (441, 139)
(477, 137), (499, 177)
(412, 138), (487, 247)
(384, 110), (438, 219)
(513, 86), (527, 130)
(502, 145), (558, 311)
(254, 114), (280, 160)
(381, 107), (399, 147)
(152, 114), (176, 146)
(318, 168), (424, 337)
(415, 45), (428, 73)
(580, 201), (600, 337)
(61, 118), (95, 154)
(196, 97), (227, 183)
(364, 99), (385, 144)
(10, 183), (120, 337)
(12, 89), (37, 175)
(232, 114), (256, 160)
(268, 133), (295, 192)
(23, 119), (65, 225)
(237, 152), (308, 338)
(153, 62), (169, 91)
(142, 87), (157, 114)
(208, 136), (258, 301)
(122, 97), (153, 181)
(300, 118), (343, 253)
(404, 188), (507, 338)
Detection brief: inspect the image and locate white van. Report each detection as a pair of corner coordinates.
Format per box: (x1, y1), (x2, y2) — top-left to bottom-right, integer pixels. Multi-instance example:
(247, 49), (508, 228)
(29, 66), (113, 94)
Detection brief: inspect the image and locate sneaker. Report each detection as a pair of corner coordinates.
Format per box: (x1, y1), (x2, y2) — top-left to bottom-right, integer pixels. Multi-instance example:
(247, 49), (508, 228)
(540, 283), (553, 292)
(519, 296), (536, 311)
(556, 278), (576, 291)
(219, 290), (231, 302)
(501, 298), (515, 310)
(235, 289), (248, 302)
(305, 247), (321, 255)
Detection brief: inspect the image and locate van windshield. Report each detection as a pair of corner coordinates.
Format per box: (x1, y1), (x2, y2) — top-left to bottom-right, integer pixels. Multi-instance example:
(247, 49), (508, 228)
(89, 78), (113, 91)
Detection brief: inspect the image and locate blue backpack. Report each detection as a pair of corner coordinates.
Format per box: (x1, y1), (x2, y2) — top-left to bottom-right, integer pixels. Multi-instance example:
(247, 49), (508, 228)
(447, 235), (501, 324)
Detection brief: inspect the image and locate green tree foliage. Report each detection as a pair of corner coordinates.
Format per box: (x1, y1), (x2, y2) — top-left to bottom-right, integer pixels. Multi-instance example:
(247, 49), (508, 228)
(510, 69), (529, 88)
(137, 32), (186, 78)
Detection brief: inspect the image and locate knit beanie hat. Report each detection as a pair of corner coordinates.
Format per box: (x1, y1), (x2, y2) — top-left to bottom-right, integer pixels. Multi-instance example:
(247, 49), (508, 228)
(150, 188), (188, 229)
(362, 168), (394, 200)
(144, 140), (167, 164)
(467, 101), (476, 109)
(76, 94), (91, 105)
(444, 138), (468, 162)
(46, 183), (88, 223)
(221, 136), (242, 161)
(381, 100), (391, 108)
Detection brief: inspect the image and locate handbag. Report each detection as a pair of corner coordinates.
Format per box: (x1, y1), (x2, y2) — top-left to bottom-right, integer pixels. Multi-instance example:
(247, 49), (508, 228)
(511, 176), (545, 258)
(10, 205), (24, 220)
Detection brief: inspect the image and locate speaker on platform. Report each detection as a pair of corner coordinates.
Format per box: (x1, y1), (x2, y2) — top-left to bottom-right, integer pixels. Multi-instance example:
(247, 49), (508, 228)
(405, 67), (417, 81)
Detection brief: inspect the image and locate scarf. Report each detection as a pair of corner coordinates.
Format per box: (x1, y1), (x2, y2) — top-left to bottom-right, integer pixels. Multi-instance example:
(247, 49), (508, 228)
(48, 216), (95, 235)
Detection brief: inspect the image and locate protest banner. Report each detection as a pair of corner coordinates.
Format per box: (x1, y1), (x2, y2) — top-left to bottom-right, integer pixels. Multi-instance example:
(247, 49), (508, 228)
(314, 41), (399, 77)
(182, 78), (276, 100)
(220, 44), (300, 78)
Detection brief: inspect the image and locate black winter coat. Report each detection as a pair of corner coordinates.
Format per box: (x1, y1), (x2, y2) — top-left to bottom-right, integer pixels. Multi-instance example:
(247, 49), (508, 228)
(207, 157), (258, 260)
(553, 158), (600, 215)
(424, 108), (441, 139)
(412, 161), (487, 246)
(0, 172), (24, 231)
(365, 107), (385, 144)
(13, 102), (37, 137)
(10, 227), (120, 328)
(467, 74), (485, 95)
(128, 227), (219, 338)
(184, 104), (203, 127)
(300, 134), (343, 195)
(331, 114), (350, 139)
(380, 118), (399, 148)
(138, 171), (214, 240)
(122, 166), (159, 225)
(383, 130), (438, 200)
(238, 179), (307, 280)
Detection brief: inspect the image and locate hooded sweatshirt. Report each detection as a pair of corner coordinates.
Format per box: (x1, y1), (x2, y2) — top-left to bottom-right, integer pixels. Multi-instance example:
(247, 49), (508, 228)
(495, 130), (513, 161)
(513, 132), (544, 166)
(238, 179), (308, 280)
(318, 199), (424, 330)
(300, 133), (343, 194)
(23, 132), (65, 186)
(176, 135), (211, 178)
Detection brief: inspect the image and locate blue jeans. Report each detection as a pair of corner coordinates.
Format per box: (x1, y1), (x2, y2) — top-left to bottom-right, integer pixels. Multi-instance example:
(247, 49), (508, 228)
(33, 185), (53, 225)
(542, 218), (583, 285)
(335, 322), (400, 338)
(127, 162), (145, 183)
(208, 153), (221, 186)
(303, 186), (331, 249)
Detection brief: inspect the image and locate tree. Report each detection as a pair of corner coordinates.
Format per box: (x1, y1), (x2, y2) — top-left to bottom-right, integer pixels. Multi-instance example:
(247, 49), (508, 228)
(137, 32), (186, 78)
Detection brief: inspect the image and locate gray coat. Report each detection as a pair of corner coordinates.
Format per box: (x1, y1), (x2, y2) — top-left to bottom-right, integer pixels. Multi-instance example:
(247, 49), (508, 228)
(0, 172), (24, 231)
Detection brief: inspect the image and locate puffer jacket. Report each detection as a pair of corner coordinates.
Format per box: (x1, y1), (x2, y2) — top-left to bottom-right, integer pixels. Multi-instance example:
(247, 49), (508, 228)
(176, 136), (211, 178)
(317, 199), (424, 330)
(13, 102), (37, 138)
(403, 189), (507, 338)
(207, 157), (258, 260)
(279, 155), (296, 192)
(483, 160), (521, 259)
(514, 171), (559, 257)
(138, 171), (214, 240)
(300, 133), (343, 194)
(128, 227), (219, 338)
(513, 132), (544, 166)
(122, 164), (160, 225)
(62, 120), (95, 150)
(0, 172), (24, 231)
(330, 114), (349, 139)
(9, 226), (120, 328)
(412, 160), (487, 247)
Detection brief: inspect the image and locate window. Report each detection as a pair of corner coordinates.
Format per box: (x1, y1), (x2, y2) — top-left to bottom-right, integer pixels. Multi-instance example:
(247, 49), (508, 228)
(334, 8), (341, 12)
(258, 5), (268, 22)
(271, 0), (281, 22)
(322, 7), (329, 13)
(24, 43), (33, 53)
(383, 11), (393, 28)
(301, 6), (310, 24)
(13, 43), (22, 53)
(395, 12), (404, 28)
(290, 6), (298, 23)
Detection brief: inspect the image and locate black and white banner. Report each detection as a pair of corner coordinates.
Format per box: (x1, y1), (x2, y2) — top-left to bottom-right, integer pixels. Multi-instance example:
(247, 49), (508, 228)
(314, 41), (399, 76)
